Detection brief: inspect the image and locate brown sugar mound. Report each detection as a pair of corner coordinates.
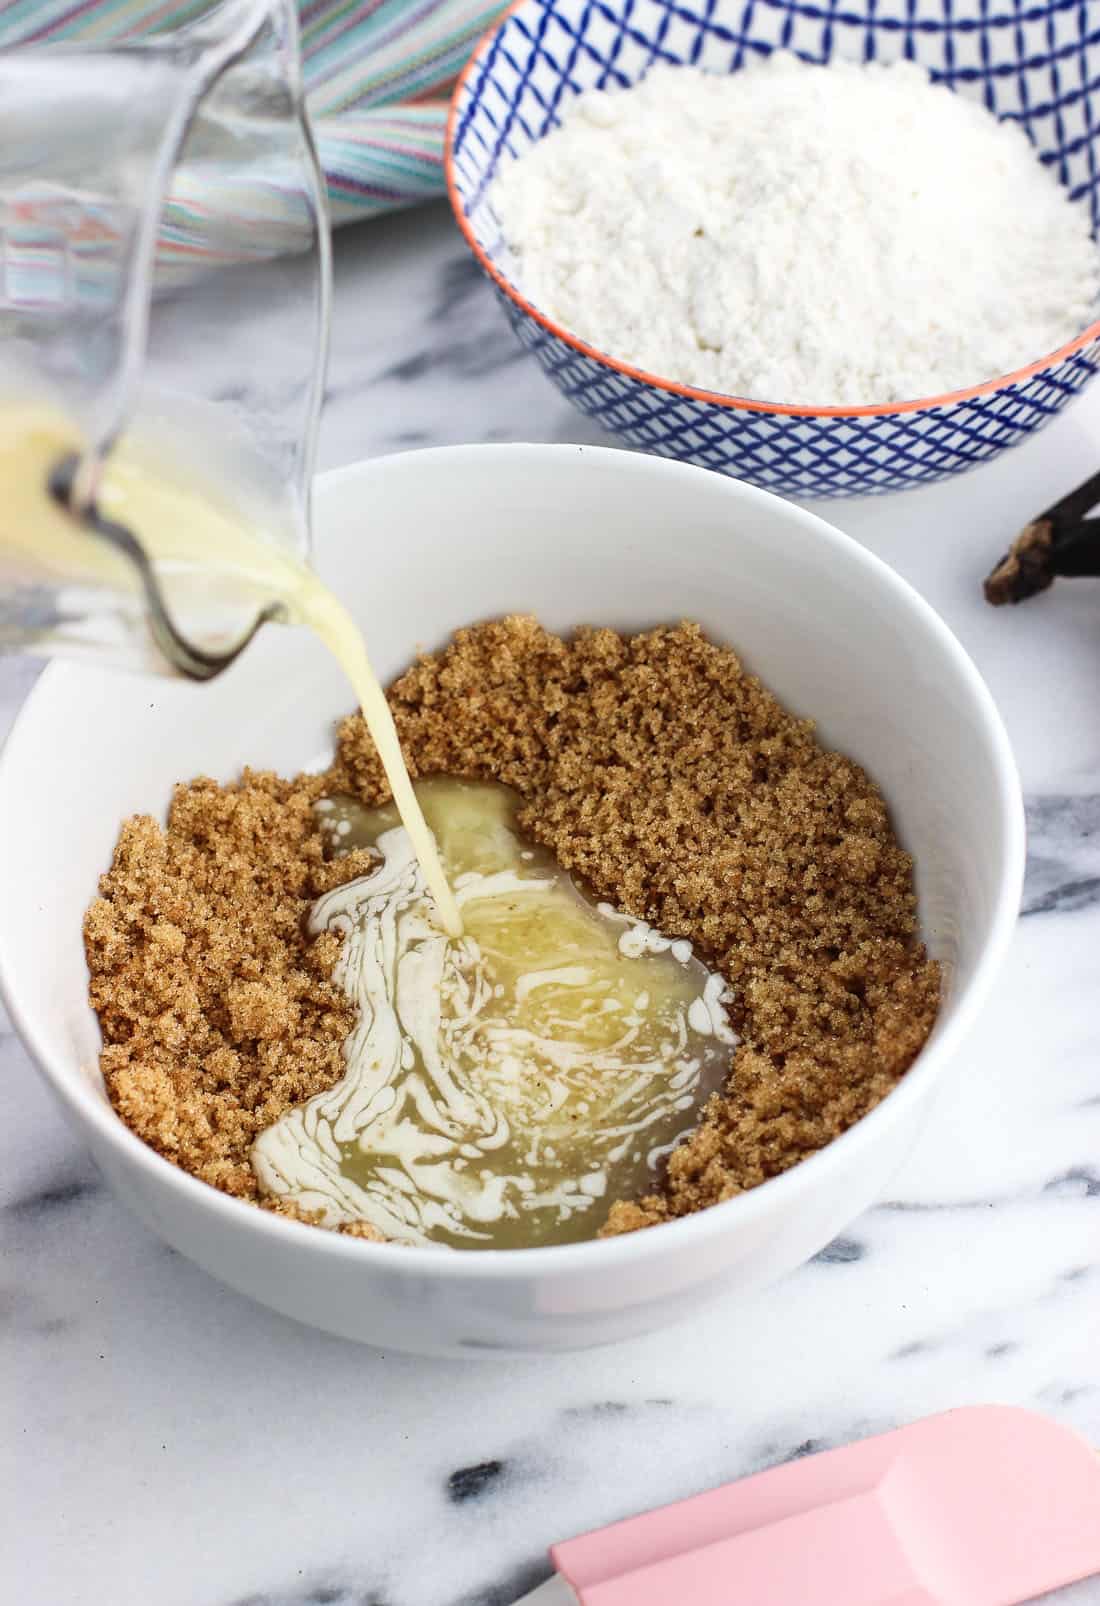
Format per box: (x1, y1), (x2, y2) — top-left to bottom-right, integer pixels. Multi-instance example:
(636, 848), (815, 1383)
(86, 618), (939, 1238)
(84, 771), (350, 1205)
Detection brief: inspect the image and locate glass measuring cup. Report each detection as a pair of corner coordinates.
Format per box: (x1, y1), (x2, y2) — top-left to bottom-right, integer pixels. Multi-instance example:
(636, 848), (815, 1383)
(0, 0), (331, 677)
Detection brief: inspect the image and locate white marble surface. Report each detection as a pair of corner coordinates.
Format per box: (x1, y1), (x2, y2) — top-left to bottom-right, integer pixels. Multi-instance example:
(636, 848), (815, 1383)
(4, 202), (1100, 1605)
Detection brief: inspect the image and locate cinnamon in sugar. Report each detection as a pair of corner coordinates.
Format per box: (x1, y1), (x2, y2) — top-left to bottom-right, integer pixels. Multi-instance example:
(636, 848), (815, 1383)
(84, 618), (940, 1239)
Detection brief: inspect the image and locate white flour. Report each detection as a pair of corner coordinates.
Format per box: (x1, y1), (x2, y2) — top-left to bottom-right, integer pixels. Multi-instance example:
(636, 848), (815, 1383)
(490, 56), (1100, 406)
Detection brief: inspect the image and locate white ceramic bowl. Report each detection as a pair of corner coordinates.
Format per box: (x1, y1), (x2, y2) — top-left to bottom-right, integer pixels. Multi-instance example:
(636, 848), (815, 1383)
(0, 445), (1024, 1355)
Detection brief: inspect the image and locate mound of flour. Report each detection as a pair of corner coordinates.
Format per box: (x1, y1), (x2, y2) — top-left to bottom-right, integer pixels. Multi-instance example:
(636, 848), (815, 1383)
(490, 56), (1100, 406)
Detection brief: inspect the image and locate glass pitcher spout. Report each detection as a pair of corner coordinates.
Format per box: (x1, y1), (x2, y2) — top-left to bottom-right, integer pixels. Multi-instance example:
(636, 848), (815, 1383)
(0, 0), (331, 678)
(48, 450), (288, 680)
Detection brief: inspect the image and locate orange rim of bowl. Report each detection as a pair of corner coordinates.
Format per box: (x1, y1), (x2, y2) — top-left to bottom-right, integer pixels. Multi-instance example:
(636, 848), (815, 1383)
(444, 3), (1100, 422)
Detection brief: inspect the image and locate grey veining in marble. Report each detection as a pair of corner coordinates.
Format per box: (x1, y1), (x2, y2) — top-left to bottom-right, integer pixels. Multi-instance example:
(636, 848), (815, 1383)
(3, 200), (1100, 1606)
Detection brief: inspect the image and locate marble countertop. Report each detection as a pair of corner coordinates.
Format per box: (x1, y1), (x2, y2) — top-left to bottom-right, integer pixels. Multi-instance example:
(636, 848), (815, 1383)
(4, 202), (1100, 1606)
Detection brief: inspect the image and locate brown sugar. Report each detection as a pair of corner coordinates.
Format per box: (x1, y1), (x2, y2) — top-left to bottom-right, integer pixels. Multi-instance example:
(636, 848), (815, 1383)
(86, 772), (342, 1205)
(85, 618), (940, 1239)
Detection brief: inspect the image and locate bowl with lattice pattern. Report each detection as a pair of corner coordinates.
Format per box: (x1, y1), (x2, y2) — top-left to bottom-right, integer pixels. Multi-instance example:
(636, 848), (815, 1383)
(446, 0), (1100, 498)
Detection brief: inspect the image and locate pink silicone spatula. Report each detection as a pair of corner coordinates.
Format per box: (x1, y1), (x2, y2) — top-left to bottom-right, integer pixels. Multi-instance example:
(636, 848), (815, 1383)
(511, 1406), (1100, 1605)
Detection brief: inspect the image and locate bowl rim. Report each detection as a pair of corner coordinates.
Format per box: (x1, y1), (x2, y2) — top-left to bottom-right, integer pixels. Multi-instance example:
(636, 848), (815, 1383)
(444, 0), (1100, 422)
(0, 443), (1026, 1283)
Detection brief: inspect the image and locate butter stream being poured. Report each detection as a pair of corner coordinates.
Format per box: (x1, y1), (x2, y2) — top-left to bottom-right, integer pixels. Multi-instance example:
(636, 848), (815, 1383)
(1, 409), (461, 935)
(252, 780), (737, 1249)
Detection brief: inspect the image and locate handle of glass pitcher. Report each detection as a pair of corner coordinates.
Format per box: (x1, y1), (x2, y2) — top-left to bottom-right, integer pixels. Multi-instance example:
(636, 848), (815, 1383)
(0, 0), (332, 678)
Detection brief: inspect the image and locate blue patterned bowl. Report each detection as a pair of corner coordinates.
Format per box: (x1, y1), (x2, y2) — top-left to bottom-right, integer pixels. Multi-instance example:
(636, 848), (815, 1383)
(446, 0), (1100, 498)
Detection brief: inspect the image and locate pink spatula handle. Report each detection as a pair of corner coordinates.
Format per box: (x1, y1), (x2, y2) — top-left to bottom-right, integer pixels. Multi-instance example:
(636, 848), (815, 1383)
(549, 1406), (1100, 1606)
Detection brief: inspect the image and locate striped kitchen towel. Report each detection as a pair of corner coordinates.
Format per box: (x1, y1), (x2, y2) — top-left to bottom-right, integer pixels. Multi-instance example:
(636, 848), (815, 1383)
(0, 0), (508, 223)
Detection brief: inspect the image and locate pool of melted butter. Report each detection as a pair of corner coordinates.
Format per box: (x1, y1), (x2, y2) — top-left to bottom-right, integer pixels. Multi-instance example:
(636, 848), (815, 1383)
(252, 779), (736, 1249)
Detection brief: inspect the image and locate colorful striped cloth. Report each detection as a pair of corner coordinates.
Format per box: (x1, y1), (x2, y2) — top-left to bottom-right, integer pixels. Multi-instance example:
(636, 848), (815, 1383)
(0, 0), (507, 224)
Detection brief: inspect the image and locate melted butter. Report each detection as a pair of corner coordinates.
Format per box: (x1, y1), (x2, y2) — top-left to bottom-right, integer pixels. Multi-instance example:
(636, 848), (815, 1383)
(294, 581), (461, 935)
(252, 779), (737, 1249)
(0, 407), (461, 934)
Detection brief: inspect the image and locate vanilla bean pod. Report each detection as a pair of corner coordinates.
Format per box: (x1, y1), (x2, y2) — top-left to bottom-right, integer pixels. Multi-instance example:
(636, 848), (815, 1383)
(984, 466), (1100, 605)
